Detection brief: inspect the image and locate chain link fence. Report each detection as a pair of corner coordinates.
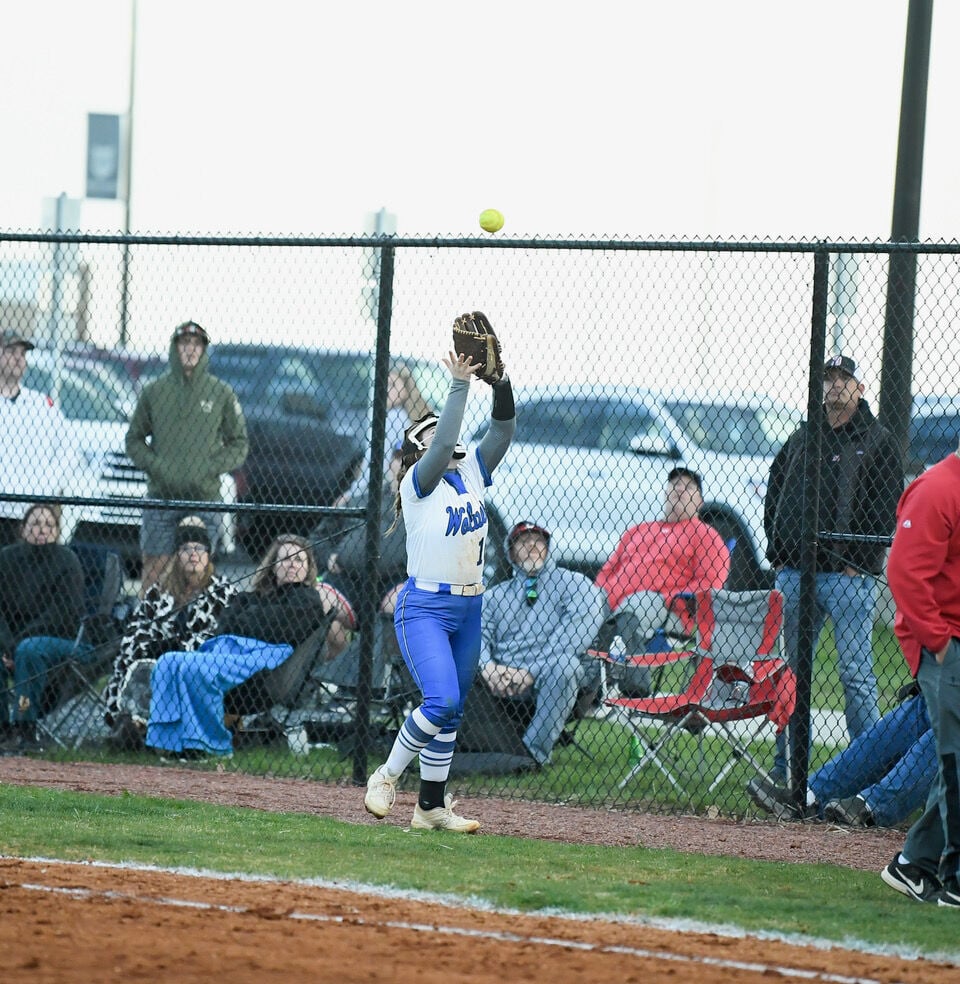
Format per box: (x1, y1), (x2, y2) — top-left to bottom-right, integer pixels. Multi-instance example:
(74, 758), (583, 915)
(2, 231), (959, 825)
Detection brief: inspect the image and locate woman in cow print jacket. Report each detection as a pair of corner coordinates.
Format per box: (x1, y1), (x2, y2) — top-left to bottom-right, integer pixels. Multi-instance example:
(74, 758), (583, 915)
(103, 517), (238, 734)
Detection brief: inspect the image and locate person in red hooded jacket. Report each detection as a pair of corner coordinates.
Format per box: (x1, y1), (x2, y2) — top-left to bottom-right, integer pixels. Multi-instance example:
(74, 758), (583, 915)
(880, 443), (960, 908)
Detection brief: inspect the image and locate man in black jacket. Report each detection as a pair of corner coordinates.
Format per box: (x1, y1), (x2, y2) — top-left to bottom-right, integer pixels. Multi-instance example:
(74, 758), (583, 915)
(763, 355), (903, 780)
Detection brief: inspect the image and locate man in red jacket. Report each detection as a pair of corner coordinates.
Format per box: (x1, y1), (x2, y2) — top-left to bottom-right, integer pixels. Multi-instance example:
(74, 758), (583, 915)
(595, 467), (729, 696)
(880, 444), (960, 908)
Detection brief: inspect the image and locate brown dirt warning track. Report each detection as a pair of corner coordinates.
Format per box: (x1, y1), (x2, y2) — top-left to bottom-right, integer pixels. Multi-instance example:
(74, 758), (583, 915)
(1, 759), (956, 983)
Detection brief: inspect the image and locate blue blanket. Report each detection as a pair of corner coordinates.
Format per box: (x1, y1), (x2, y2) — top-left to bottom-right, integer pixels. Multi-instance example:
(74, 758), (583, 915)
(147, 634), (293, 755)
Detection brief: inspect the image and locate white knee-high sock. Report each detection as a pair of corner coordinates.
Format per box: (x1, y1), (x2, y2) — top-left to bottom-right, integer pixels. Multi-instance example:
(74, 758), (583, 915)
(419, 730), (457, 782)
(384, 707), (442, 777)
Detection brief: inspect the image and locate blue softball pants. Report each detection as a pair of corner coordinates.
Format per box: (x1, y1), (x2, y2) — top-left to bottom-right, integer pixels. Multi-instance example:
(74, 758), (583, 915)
(393, 583), (483, 731)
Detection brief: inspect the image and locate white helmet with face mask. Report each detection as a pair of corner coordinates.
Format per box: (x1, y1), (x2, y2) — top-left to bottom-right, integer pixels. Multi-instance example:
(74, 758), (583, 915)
(402, 413), (467, 461)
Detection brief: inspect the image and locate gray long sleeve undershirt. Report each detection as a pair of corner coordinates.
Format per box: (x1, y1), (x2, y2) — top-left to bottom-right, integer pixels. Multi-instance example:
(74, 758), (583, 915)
(415, 377), (516, 495)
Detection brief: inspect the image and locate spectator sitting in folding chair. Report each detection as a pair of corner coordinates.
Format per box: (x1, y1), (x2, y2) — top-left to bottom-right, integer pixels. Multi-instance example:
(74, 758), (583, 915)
(595, 467), (731, 697)
(478, 521), (607, 767)
(315, 441), (409, 660)
(103, 516), (240, 748)
(145, 534), (330, 760)
(0, 504), (87, 753)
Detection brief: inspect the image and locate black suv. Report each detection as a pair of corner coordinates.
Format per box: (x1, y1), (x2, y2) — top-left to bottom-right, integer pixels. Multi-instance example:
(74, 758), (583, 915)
(207, 345), (447, 555)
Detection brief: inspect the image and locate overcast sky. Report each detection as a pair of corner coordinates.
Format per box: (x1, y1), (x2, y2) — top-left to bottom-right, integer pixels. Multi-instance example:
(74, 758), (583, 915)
(1, 0), (956, 241)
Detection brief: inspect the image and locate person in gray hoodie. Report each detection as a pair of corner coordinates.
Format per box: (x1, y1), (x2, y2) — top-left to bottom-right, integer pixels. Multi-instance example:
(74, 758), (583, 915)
(126, 321), (248, 593)
(479, 521), (607, 766)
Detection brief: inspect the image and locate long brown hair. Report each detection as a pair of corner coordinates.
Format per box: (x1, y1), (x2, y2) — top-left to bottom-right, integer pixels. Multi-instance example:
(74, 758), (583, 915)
(252, 534), (318, 593)
(160, 555), (215, 607)
(387, 447), (426, 535)
(19, 503), (63, 541)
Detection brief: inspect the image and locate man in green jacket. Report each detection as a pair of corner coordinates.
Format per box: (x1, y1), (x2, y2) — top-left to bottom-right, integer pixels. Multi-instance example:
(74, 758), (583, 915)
(126, 321), (248, 592)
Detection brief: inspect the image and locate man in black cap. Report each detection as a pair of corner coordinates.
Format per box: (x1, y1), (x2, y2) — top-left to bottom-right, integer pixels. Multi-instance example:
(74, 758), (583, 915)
(0, 329), (72, 545)
(125, 321), (249, 593)
(760, 354), (903, 783)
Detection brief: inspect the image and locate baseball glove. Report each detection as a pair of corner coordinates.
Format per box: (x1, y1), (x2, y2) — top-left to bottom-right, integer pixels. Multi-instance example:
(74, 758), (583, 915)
(452, 311), (505, 385)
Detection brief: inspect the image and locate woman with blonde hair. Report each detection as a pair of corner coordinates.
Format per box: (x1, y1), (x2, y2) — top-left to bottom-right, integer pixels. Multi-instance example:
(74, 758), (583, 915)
(0, 504), (85, 752)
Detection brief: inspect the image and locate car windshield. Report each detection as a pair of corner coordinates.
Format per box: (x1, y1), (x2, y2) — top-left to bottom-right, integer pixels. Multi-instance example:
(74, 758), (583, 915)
(209, 348), (444, 414)
(209, 350), (373, 410)
(206, 352), (264, 402)
(910, 413), (960, 466)
(23, 366), (129, 423)
(664, 400), (801, 457)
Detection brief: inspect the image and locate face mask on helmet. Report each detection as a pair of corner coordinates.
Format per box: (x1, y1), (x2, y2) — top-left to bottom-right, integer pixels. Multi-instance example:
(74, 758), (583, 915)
(404, 415), (466, 460)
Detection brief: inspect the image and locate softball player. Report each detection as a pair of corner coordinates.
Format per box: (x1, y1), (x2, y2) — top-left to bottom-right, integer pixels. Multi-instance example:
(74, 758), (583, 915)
(364, 350), (515, 831)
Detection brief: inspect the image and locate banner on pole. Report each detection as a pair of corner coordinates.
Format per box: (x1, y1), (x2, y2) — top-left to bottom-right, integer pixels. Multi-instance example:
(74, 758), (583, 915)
(86, 113), (121, 199)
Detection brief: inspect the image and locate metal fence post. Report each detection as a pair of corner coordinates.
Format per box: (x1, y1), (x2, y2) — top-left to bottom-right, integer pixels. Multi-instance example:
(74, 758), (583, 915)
(352, 241), (396, 785)
(789, 248), (830, 806)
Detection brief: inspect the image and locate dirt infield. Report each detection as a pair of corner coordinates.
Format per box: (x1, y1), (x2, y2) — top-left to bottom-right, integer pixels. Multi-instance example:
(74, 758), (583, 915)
(2, 857), (956, 984)
(0, 757), (948, 983)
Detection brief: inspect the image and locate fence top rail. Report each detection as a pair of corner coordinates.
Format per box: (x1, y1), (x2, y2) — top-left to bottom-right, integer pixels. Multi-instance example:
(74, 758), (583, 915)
(3, 231), (960, 254)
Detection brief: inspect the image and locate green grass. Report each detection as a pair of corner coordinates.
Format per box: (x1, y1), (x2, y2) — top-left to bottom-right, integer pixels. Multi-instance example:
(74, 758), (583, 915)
(38, 620), (911, 820)
(0, 783), (954, 959)
(52, 720), (854, 819)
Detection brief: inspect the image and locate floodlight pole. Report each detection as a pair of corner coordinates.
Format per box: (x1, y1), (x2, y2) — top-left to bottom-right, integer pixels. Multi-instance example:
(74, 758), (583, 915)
(879, 0), (933, 454)
(119, 0), (138, 347)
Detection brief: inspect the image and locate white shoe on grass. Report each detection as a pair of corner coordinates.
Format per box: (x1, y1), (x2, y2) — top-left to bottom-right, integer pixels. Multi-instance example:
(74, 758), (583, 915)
(364, 764), (397, 818)
(411, 795), (479, 833)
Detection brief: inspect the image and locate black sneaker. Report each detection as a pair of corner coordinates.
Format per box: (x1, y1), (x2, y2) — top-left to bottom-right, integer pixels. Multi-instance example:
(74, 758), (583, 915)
(880, 856), (942, 902)
(938, 878), (960, 908)
(746, 776), (816, 821)
(823, 795), (875, 828)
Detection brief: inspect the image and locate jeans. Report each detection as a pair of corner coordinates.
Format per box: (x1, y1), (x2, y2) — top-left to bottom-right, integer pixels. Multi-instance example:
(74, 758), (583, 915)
(903, 641), (960, 882)
(13, 636), (94, 723)
(496, 649), (600, 765)
(774, 566), (880, 776)
(809, 694), (935, 826)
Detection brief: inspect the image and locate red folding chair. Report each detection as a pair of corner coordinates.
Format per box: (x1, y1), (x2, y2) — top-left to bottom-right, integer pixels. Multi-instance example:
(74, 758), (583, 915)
(592, 589), (794, 796)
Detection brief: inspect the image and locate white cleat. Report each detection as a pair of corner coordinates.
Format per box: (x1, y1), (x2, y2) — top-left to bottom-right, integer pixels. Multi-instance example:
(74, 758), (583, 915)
(411, 795), (480, 833)
(364, 765), (398, 819)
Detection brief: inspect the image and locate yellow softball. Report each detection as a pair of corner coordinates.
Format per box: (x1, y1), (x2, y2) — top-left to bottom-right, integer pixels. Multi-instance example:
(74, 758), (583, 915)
(479, 208), (504, 233)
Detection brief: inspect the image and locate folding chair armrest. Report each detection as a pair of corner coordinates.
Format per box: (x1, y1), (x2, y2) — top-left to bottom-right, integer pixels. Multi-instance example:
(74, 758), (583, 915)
(588, 648), (697, 669)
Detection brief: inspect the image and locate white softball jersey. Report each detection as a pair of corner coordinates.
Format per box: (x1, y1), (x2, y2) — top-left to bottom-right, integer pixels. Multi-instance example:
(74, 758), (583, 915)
(402, 449), (492, 586)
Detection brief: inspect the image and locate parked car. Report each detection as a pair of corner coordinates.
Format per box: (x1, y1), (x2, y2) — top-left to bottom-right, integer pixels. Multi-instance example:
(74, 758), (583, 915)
(25, 351), (236, 563)
(907, 394), (960, 477)
(478, 386), (805, 590)
(63, 342), (167, 393)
